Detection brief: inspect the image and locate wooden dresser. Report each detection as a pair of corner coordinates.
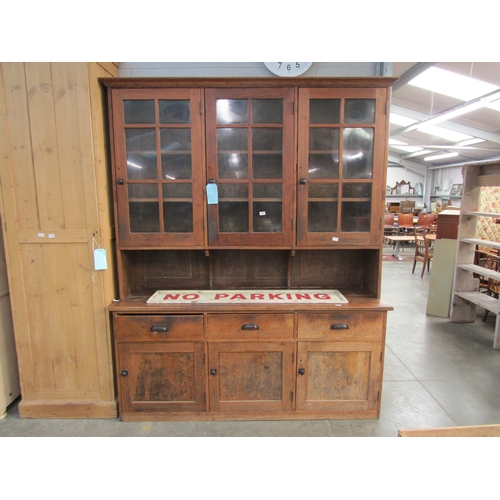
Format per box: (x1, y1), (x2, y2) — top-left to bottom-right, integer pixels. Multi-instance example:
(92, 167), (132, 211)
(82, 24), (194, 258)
(102, 77), (395, 421)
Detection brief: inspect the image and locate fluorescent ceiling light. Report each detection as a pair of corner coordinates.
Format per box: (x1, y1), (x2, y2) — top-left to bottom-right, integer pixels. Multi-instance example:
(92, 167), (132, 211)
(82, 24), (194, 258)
(388, 139), (431, 156)
(416, 124), (472, 142)
(423, 152), (459, 162)
(392, 146), (424, 153)
(408, 67), (499, 101)
(418, 100), (486, 126)
(415, 90), (500, 129)
(459, 138), (485, 146)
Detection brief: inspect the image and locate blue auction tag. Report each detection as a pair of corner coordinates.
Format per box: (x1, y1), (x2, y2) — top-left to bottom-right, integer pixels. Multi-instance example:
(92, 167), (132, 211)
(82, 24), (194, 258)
(206, 183), (218, 205)
(94, 248), (108, 270)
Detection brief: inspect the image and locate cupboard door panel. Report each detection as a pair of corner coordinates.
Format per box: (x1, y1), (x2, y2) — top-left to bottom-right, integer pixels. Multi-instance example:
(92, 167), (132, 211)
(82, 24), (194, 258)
(296, 341), (382, 412)
(111, 88), (205, 248)
(118, 342), (206, 414)
(297, 87), (388, 247)
(208, 342), (295, 412)
(205, 88), (295, 247)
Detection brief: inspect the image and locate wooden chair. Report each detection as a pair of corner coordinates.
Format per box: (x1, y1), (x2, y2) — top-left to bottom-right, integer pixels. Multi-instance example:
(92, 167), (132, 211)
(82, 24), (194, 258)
(397, 212), (415, 234)
(412, 227), (433, 277)
(384, 214), (397, 234)
(384, 213), (397, 247)
(416, 213), (437, 232)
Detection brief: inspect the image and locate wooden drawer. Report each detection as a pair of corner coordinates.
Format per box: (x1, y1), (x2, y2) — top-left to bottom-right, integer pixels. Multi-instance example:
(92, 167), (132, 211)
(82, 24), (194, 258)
(297, 313), (384, 341)
(113, 315), (204, 342)
(207, 314), (294, 340)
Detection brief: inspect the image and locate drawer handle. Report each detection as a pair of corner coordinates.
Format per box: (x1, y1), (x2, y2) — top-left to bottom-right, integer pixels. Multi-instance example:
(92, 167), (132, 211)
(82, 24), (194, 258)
(330, 323), (349, 330)
(241, 323), (259, 330)
(298, 368), (305, 376)
(210, 369), (217, 376)
(150, 325), (169, 333)
(120, 370), (128, 377)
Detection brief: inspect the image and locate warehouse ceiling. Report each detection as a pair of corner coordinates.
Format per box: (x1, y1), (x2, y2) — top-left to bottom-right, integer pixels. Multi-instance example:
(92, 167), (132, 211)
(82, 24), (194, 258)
(389, 62), (500, 173)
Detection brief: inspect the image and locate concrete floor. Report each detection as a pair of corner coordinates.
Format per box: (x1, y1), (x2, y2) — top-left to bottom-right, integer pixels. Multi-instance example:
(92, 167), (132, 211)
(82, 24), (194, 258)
(1, 258), (500, 437)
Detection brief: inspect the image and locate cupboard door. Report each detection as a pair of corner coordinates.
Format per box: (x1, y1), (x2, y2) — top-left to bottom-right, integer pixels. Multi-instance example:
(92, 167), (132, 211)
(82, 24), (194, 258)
(208, 342), (295, 412)
(297, 88), (388, 247)
(205, 88), (295, 247)
(117, 342), (206, 414)
(111, 88), (205, 248)
(296, 341), (382, 412)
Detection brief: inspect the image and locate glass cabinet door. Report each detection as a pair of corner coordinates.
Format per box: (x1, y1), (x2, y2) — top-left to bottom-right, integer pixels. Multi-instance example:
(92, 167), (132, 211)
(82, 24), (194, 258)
(297, 88), (386, 246)
(111, 88), (204, 247)
(206, 88), (294, 247)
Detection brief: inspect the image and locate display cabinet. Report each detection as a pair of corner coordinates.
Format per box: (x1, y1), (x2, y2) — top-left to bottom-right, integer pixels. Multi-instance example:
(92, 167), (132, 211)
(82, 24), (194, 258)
(103, 77), (395, 421)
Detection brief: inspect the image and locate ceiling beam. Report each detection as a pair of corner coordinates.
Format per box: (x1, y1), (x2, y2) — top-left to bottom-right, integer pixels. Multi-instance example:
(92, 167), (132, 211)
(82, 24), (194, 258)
(392, 62), (437, 91)
(388, 153), (428, 175)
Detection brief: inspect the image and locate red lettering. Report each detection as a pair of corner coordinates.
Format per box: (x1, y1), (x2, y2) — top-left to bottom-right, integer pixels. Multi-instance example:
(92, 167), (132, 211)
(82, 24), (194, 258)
(313, 293), (331, 300)
(230, 294), (247, 300)
(295, 293), (311, 300)
(286, 293), (293, 300)
(214, 293), (229, 300)
(162, 293), (180, 300)
(269, 293), (283, 300)
(250, 294), (265, 300)
(182, 293), (200, 300)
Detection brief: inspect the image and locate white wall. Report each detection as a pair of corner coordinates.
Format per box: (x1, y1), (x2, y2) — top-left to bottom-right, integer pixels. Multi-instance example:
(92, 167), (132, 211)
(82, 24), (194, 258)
(429, 166), (464, 197)
(118, 62), (389, 78)
(386, 166), (425, 191)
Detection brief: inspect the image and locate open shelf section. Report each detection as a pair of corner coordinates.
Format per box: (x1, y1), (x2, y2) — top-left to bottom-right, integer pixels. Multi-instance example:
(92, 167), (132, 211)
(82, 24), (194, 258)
(464, 211), (500, 218)
(460, 238), (500, 251)
(457, 263), (500, 282)
(450, 161), (500, 349)
(455, 292), (500, 314)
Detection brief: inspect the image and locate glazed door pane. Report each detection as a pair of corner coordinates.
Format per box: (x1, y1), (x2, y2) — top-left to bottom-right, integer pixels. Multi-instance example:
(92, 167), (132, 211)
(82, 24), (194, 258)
(308, 183), (338, 232)
(162, 184), (193, 233)
(126, 129), (158, 180)
(218, 184), (249, 233)
(159, 100), (190, 124)
(309, 99), (341, 124)
(342, 128), (374, 179)
(344, 99), (375, 124)
(308, 128), (340, 179)
(128, 184), (159, 233)
(253, 183), (283, 233)
(124, 100), (155, 124)
(160, 128), (192, 180)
